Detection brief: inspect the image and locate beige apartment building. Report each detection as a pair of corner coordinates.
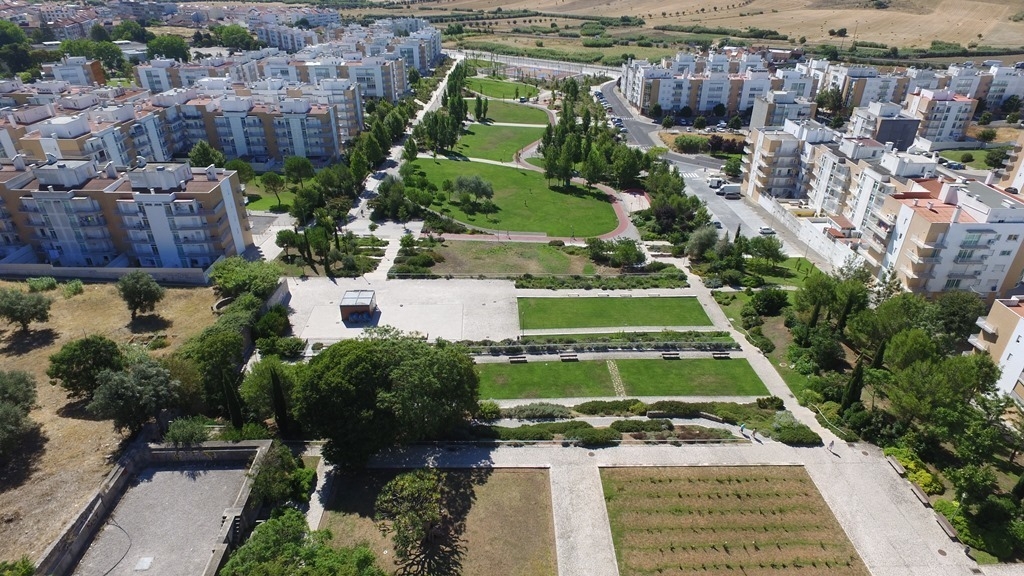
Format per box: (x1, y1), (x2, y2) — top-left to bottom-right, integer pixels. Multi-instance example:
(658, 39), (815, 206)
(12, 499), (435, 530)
(971, 296), (1024, 402)
(741, 120), (835, 200)
(905, 89), (977, 149)
(0, 157), (251, 269)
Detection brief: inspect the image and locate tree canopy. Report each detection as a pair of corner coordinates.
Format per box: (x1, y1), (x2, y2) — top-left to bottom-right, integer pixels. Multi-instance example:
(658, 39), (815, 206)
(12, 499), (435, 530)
(88, 356), (179, 433)
(189, 140), (225, 168)
(47, 335), (124, 399)
(116, 271), (166, 320)
(147, 35), (190, 62)
(0, 288), (52, 331)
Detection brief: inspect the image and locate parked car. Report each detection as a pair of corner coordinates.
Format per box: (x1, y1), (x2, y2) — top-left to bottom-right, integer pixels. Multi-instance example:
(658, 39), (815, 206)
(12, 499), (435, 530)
(712, 220), (723, 229)
(758, 226), (776, 235)
(947, 161), (965, 170)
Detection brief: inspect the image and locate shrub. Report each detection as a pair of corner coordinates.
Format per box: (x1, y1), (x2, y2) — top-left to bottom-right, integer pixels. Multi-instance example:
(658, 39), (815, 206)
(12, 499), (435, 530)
(26, 277), (58, 292)
(646, 400), (704, 418)
(771, 423), (822, 446)
(291, 466), (317, 503)
(501, 402), (573, 420)
(164, 416), (210, 446)
(548, 239), (565, 247)
(798, 388), (824, 407)
(750, 287), (789, 316)
(254, 305), (290, 339)
(573, 399), (645, 416)
(565, 427), (621, 446)
(494, 425), (554, 441)
(218, 422), (272, 441)
(609, 419), (672, 432)
(756, 396), (784, 410)
(276, 337), (306, 359)
(884, 447), (945, 494)
(0, 558), (34, 576)
(961, 152), (975, 163)
(746, 326), (775, 353)
(60, 279), (84, 298)
(475, 400), (501, 420)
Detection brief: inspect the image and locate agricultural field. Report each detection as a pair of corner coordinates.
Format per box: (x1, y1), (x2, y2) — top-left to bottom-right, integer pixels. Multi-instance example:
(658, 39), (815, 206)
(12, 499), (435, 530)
(477, 360), (617, 398)
(466, 77), (540, 99)
(410, 159), (619, 237)
(517, 297), (712, 329)
(455, 124), (546, 162)
(477, 358), (766, 398)
(430, 241), (618, 276)
(0, 281), (218, 561)
(602, 466), (869, 576)
(479, 100), (550, 124)
(615, 358), (768, 396)
(321, 468), (556, 576)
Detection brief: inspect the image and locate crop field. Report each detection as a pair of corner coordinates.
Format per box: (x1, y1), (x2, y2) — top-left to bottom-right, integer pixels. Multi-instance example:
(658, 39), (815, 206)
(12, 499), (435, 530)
(601, 466), (869, 576)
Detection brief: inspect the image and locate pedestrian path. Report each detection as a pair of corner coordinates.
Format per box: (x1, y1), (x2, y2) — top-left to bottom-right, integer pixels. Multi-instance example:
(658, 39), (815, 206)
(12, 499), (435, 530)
(549, 464), (620, 576)
(679, 171), (700, 178)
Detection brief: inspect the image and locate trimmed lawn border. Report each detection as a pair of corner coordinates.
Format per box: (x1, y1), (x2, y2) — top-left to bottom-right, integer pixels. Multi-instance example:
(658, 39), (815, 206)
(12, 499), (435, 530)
(615, 358), (769, 396)
(518, 297), (712, 330)
(477, 360), (616, 399)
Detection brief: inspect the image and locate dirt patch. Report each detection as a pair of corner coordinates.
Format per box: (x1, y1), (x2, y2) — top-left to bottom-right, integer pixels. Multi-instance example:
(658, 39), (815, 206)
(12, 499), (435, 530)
(321, 468), (556, 576)
(431, 241), (618, 276)
(966, 123), (1024, 143)
(0, 281), (217, 562)
(602, 466), (869, 575)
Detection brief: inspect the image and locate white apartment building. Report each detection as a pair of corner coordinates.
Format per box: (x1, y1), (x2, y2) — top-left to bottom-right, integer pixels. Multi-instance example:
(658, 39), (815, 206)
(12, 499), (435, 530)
(255, 24), (320, 52)
(741, 119), (835, 200)
(749, 90), (816, 130)
(905, 89), (977, 150)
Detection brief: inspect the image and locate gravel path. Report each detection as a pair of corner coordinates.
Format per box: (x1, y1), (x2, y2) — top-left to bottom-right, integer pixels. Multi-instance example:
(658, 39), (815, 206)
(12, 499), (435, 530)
(606, 360), (626, 397)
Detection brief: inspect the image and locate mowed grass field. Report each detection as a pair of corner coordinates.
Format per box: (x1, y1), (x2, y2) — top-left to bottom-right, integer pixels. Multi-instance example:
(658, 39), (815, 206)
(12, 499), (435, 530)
(480, 100), (550, 124)
(431, 241), (617, 276)
(477, 359), (765, 398)
(455, 124), (545, 162)
(615, 358), (768, 396)
(602, 467), (869, 576)
(518, 297), (711, 329)
(466, 77), (540, 99)
(478, 360), (616, 398)
(321, 468), (556, 576)
(0, 282), (218, 560)
(410, 159), (618, 236)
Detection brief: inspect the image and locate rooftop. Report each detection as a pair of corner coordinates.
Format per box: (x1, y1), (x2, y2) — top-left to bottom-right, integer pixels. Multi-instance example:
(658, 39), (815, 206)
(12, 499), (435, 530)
(962, 180), (1024, 209)
(899, 198), (977, 224)
(341, 289), (375, 307)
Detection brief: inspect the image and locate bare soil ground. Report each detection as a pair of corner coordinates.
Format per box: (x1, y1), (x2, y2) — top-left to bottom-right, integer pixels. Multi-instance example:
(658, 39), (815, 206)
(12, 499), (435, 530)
(320, 468), (556, 576)
(407, 0), (1024, 48)
(601, 466), (869, 575)
(966, 123), (1024, 143)
(0, 281), (217, 562)
(431, 240), (618, 276)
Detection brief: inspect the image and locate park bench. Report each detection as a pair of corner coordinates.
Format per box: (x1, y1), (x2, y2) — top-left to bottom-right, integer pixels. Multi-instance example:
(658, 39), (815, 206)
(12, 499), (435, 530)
(559, 353), (579, 362)
(661, 352), (680, 360)
(886, 455), (907, 476)
(712, 352), (731, 359)
(909, 483), (931, 507)
(509, 355), (528, 364)
(935, 513), (959, 541)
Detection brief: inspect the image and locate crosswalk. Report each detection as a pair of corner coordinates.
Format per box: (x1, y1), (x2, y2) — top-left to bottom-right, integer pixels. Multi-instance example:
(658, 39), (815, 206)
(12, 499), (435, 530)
(679, 172), (700, 178)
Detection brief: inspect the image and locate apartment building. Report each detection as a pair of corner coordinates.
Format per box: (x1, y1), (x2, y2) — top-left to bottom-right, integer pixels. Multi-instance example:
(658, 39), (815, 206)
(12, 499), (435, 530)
(823, 64), (910, 109)
(43, 57), (106, 87)
(999, 133), (1024, 192)
(134, 58), (235, 93)
(254, 24), (320, 52)
(905, 89), (977, 150)
(0, 157), (251, 269)
(941, 62), (1024, 110)
(741, 119), (835, 200)
(848, 101), (920, 151)
(872, 178), (1024, 299)
(749, 91), (816, 130)
(971, 296), (1024, 402)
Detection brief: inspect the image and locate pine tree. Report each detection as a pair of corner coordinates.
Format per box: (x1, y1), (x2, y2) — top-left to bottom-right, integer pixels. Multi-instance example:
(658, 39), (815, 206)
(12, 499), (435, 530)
(841, 357), (865, 412)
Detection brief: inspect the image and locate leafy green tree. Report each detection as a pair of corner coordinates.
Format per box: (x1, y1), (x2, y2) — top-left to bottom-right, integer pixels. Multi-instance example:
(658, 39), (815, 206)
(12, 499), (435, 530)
(884, 328), (938, 371)
(661, 116), (675, 129)
(685, 226), (718, 261)
(147, 35), (190, 62)
(978, 111), (992, 125)
(581, 148), (605, 188)
(1003, 95), (1022, 114)
(349, 149), (370, 184)
(611, 145), (642, 189)
(948, 464), (996, 507)
(47, 335), (124, 399)
(90, 23), (110, 42)
(746, 235), (785, 274)
(985, 148), (1008, 168)
(650, 103), (663, 118)
(977, 128), (997, 143)
(0, 20), (27, 46)
(0, 288), (52, 332)
(712, 103), (726, 117)
(224, 159), (254, 184)
(375, 469), (448, 562)
(219, 508), (384, 576)
(215, 24), (254, 50)
(284, 156), (315, 189)
(932, 290), (987, 349)
(722, 156), (742, 178)
(750, 287), (789, 316)
(260, 172), (285, 209)
(188, 140), (225, 168)
(0, 557), (34, 576)
(249, 441), (300, 508)
(240, 356), (299, 421)
(403, 137), (419, 162)
(841, 357), (864, 411)
(680, 106), (693, 118)
(0, 371), (36, 413)
(795, 273), (836, 329)
(116, 271), (165, 320)
(727, 115), (742, 130)
(693, 115), (707, 130)
(816, 87), (844, 114)
(208, 256), (282, 299)
(88, 357), (178, 433)
(293, 329), (479, 467)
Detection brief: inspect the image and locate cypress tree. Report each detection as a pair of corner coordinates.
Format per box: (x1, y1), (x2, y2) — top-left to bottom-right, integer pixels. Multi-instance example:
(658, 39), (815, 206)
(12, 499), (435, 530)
(841, 357), (865, 412)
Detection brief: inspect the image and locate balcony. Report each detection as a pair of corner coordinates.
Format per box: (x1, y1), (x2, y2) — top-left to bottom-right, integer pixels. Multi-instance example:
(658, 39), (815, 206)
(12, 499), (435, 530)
(976, 316), (998, 335)
(907, 252), (941, 264)
(953, 257), (986, 265)
(968, 334), (989, 352)
(949, 270), (981, 279)
(900, 265), (934, 280)
(879, 212), (896, 226)
(910, 236), (945, 250)
(960, 241), (993, 251)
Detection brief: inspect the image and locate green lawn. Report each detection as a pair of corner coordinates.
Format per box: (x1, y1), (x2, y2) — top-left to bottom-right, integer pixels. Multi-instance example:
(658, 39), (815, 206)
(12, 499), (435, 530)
(480, 100), (549, 124)
(411, 159), (617, 236)
(758, 257), (821, 289)
(615, 358), (768, 396)
(939, 147), (1010, 170)
(518, 297), (712, 330)
(244, 174), (307, 211)
(455, 124), (545, 162)
(466, 77), (539, 99)
(477, 361), (616, 398)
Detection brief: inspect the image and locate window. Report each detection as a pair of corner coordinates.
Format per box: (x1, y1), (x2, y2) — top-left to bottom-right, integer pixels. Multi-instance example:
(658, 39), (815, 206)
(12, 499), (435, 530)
(1010, 235), (1020, 241)
(944, 279), (962, 289)
(1000, 250), (1012, 256)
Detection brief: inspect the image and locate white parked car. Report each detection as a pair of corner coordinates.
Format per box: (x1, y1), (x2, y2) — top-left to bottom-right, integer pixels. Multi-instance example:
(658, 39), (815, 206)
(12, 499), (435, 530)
(758, 226), (776, 235)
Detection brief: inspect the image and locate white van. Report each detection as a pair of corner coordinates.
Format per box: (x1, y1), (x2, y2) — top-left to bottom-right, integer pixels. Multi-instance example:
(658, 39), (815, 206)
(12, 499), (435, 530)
(719, 183), (741, 199)
(707, 176), (724, 188)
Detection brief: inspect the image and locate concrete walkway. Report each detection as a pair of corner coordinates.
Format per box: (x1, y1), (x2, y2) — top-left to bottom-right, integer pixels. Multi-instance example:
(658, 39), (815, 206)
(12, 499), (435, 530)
(549, 464), (620, 576)
(364, 239), (399, 281)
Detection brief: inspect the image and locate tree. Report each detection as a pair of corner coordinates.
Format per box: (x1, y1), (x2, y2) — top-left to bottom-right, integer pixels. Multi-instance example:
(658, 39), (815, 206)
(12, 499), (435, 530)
(375, 469), (449, 562)
(985, 148), (1008, 168)
(948, 464), (996, 507)
(960, 152), (975, 163)
(89, 23), (110, 43)
(933, 290), (987, 347)
(88, 357), (178, 433)
(261, 172), (285, 210)
(650, 103), (663, 118)
(284, 156), (315, 189)
(0, 20), (27, 46)
(581, 148), (605, 188)
(841, 357), (864, 411)
(219, 508), (385, 576)
(224, 159), (254, 184)
(240, 355), (298, 421)
(727, 115), (742, 130)
(611, 238), (646, 268)
(722, 156), (742, 178)
(978, 111), (992, 125)
(112, 20), (153, 43)
(712, 103), (726, 117)
(750, 287), (790, 316)
(188, 140), (225, 168)
(693, 115), (707, 130)
(452, 175), (493, 200)
(349, 149), (370, 184)
(680, 106), (693, 118)
(0, 288), (52, 332)
(293, 329), (479, 468)
(208, 257), (282, 299)
(116, 271), (165, 320)
(884, 328), (937, 371)
(275, 229), (299, 258)
(977, 128), (997, 142)
(1003, 95), (1022, 114)
(47, 335), (124, 399)
(215, 24), (254, 50)
(0, 370), (36, 413)
(661, 116), (675, 129)
(746, 235), (785, 274)
(685, 226), (718, 261)
(403, 137), (419, 162)
(795, 273), (836, 329)
(147, 35), (190, 62)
